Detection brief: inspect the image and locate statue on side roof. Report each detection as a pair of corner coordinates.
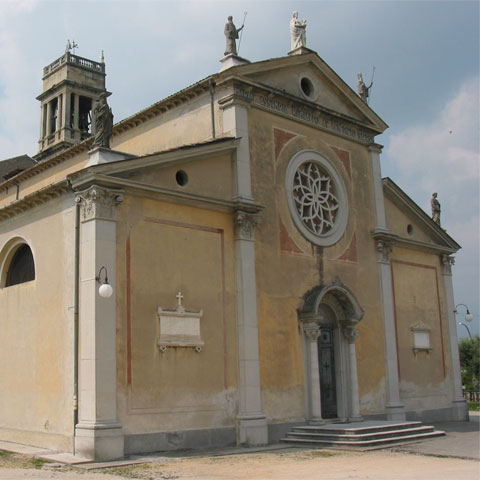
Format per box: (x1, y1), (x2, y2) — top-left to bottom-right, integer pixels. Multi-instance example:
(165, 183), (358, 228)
(224, 16), (244, 56)
(92, 93), (113, 149)
(290, 11), (307, 50)
(431, 192), (441, 226)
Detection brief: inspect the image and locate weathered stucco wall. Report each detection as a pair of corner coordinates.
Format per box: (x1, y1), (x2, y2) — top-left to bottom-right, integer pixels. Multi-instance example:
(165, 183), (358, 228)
(0, 196), (75, 451)
(390, 247), (453, 413)
(247, 107), (387, 421)
(112, 93), (216, 158)
(115, 194), (238, 435)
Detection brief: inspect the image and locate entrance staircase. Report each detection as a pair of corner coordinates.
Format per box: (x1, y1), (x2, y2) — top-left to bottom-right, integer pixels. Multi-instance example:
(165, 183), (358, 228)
(281, 421), (445, 449)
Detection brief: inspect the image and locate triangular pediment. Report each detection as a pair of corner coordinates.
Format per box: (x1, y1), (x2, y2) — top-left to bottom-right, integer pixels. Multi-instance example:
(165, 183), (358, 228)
(221, 52), (387, 134)
(382, 178), (460, 253)
(67, 138), (240, 207)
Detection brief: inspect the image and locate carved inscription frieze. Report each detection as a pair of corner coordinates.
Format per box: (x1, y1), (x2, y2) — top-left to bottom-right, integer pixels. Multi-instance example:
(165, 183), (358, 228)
(233, 86), (374, 144)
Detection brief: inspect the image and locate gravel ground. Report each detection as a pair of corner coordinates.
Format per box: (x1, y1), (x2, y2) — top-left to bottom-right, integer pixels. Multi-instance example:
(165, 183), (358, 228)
(0, 448), (478, 480)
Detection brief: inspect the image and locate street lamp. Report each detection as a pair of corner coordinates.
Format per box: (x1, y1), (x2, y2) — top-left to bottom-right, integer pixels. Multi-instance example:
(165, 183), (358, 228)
(454, 304), (473, 323)
(96, 266), (113, 298)
(458, 322), (472, 339)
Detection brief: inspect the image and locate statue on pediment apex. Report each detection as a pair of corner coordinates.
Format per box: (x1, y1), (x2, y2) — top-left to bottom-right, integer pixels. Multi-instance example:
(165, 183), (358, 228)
(290, 11), (307, 50)
(224, 16), (244, 56)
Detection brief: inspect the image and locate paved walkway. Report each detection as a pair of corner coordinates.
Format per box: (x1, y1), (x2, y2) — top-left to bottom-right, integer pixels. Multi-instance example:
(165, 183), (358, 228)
(393, 412), (479, 460)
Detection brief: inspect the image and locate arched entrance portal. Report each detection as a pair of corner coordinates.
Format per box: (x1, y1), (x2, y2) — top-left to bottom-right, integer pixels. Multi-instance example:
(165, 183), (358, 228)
(299, 278), (364, 423)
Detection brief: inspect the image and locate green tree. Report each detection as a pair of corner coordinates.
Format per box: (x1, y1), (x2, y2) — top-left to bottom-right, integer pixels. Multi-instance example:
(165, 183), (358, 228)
(459, 335), (480, 390)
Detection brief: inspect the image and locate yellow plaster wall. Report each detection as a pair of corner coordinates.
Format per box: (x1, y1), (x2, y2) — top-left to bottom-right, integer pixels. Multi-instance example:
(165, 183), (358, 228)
(115, 195), (238, 434)
(112, 95), (214, 158)
(0, 196), (75, 451)
(390, 247), (452, 410)
(248, 107), (387, 419)
(121, 153), (234, 202)
(384, 196), (436, 245)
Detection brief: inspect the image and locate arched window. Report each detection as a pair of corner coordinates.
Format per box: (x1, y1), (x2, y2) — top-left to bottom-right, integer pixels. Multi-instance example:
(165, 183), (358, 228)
(5, 244), (35, 287)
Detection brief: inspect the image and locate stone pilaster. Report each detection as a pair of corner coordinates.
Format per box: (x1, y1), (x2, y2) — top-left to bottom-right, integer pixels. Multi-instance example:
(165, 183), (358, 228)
(219, 93), (254, 204)
(375, 239), (405, 420)
(369, 145), (388, 233)
(441, 255), (468, 420)
(74, 185), (124, 460)
(341, 324), (362, 421)
(233, 210), (267, 446)
(303, 324), (323, 423)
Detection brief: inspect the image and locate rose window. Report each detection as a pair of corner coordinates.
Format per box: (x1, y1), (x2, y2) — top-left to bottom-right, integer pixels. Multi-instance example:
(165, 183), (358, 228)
(293, 162), (339, 236)
(286, 151), (348, 247)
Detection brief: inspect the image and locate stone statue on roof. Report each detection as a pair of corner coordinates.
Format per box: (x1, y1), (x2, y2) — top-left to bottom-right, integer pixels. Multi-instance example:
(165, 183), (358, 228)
(290, 11), (307, 50)
(431, 192), (441, 226)
(357, 73), (373, 103)
(224, 16), (244, 56)
(92, 93), (113, 149)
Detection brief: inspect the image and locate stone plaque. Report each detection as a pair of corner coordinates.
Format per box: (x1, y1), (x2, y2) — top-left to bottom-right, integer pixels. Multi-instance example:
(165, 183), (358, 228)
(157, 292), (204, 352)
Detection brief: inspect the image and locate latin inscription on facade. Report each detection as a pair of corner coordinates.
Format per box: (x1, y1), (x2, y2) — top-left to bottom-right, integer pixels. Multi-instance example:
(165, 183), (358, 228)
(234, 87), (374, 143)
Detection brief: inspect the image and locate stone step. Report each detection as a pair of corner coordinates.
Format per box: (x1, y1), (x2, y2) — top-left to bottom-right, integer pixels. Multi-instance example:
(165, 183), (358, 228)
(285, 425), (436, 442)
(281, 430), (445, 448)
(292, 421), (423, 435)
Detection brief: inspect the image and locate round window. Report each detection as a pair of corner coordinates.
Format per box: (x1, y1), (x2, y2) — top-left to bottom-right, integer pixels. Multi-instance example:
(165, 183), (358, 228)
(175, 170), (188, 187)
(285, 150), (348, 246)
(300, 77), (314, 97)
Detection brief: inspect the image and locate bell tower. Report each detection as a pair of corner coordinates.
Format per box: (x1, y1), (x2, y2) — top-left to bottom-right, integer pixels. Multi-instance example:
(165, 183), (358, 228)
(35, 44), (109, 161)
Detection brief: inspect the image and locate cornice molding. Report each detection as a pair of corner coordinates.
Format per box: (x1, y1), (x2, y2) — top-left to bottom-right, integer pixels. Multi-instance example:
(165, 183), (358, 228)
(382, 178), (460, 252)
(0, 181), (70, 222)
(69, 172), (264, 215)
(371, 229), (457, 256)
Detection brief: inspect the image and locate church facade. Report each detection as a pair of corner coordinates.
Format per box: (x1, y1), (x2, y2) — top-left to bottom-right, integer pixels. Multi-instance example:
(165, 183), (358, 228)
(0, 36), (467, 460)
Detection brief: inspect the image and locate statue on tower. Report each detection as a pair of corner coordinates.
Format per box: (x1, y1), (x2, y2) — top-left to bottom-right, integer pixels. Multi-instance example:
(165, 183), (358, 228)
(224, 16), (244, 56)
(92, 93), (113, 149)
(290, 11), (307, 50)
(431, 192), (441, 226)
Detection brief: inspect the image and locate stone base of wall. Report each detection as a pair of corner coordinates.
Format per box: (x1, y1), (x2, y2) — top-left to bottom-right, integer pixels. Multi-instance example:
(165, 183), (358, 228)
(124, 426), (236, 455)
(267, 421), (307, 443)
(364, 403), (469, 423)
(0, 427), (72, 453)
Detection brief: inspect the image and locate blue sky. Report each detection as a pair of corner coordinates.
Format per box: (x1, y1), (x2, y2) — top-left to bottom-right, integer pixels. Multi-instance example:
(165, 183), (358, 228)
(0, 0), (478, 337)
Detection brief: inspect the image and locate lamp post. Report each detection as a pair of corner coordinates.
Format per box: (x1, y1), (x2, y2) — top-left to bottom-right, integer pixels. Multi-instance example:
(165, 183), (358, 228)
(96, 266), (113, 298)
(454, 303), (474, 323)
(458, 322), (472, 339)
(455, 304), (474, 339)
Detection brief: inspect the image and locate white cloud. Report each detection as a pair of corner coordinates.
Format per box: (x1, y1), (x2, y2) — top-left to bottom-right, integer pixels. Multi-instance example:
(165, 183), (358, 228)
(385, 76), (479, 219)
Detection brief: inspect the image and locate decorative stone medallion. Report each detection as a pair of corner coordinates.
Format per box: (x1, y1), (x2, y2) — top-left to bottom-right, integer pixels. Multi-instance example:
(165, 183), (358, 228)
(286, 150), (348, 246)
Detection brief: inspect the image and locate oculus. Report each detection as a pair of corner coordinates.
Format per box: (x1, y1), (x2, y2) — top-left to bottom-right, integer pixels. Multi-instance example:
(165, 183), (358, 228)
(286, 150), (348, 246)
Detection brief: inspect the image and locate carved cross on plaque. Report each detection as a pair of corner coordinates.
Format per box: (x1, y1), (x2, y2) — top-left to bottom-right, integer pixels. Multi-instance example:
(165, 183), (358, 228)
(176, 291), (184, 308)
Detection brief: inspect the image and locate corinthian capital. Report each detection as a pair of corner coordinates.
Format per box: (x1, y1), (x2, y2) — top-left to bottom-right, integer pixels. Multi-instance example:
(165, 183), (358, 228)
(341, 323), (359, 344)
(303, 324), (321, 342)
(75, 185), (124, 222)
(441, 254), (455, 276)
(234, 210), (258, 241)
(376, 239), (392, 263)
